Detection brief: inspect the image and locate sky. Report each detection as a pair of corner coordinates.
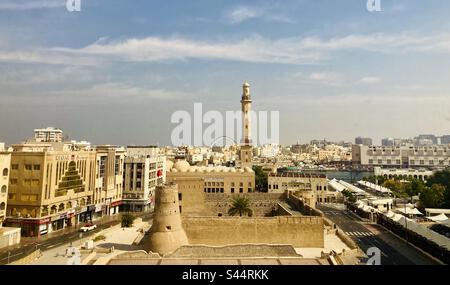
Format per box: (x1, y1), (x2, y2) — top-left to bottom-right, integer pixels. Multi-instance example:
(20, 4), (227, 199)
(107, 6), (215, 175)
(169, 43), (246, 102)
(0, 0), (450, 146)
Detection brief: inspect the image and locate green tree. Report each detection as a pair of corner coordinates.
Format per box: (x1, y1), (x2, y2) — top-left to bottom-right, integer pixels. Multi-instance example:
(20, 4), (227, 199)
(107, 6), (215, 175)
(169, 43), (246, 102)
(252, 165), (268, 192)
(426, 169), (450, 207)
(419, 184), (445, 209)
(342, 189), (356, 203)
(383, 179), (408, 198)
(121, 213), (135, 227)
(404, 179), (425, 203)
(228, 196), (253, 217)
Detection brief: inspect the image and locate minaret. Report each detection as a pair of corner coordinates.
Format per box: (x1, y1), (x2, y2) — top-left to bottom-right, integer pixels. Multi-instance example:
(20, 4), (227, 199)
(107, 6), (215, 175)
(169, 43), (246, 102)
(240, 82), (253, 169)
(145, 183), (188, 256)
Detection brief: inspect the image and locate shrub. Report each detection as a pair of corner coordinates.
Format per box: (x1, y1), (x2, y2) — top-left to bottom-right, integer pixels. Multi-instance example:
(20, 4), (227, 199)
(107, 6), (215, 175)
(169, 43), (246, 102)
(121, 213), (135, 228)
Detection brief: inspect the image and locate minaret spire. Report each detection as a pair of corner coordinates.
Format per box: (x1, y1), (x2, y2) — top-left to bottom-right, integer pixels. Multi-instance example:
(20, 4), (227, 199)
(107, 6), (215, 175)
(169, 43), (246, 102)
(240, 82), (253, 169)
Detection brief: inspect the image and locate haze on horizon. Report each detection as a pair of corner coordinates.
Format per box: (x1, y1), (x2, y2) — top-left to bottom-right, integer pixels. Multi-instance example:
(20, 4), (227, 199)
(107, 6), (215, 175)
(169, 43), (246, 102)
(1, 0), (450, 146)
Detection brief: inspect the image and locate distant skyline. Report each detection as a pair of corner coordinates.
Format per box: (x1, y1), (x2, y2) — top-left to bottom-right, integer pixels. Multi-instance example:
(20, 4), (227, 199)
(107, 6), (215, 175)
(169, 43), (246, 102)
(1, 0), (450, 146)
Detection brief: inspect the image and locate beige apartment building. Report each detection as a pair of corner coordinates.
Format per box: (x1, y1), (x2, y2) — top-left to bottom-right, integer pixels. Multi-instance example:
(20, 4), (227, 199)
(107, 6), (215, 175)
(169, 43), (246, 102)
(92, 146), (125, 219)
(4, 142), (97, 237)
(268, 172), (328, 208)
(166, 160), (255, 194)
(0, 150), (11, 225)
(166, 159), (255, 216)
(0, 146), (21, 249)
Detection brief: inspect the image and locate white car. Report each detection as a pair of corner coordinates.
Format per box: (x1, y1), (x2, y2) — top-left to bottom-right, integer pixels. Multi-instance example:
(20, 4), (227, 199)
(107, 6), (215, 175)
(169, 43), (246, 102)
(79, 224), (97, 232)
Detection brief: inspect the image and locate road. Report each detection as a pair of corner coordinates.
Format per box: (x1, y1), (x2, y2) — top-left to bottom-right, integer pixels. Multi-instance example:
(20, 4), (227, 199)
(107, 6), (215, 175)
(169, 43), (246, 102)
(0, 213), (153, 265)
(318, 203), (441, 265)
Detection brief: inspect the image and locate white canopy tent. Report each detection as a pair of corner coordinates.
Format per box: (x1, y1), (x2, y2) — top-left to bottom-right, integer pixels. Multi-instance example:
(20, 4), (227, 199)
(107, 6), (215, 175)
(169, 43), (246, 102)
(357, 180), (392, 194)
(396, 207), (423, 216)
(385, 210), (450, 251)
(427, 213), (449, 222)
(337, 180), (366, 195)
(327, 179), (347, 192)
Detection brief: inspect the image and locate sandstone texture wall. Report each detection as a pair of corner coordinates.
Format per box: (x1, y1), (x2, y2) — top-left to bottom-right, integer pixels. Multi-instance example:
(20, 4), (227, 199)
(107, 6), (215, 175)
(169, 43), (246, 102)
(182, 216), (324, 248)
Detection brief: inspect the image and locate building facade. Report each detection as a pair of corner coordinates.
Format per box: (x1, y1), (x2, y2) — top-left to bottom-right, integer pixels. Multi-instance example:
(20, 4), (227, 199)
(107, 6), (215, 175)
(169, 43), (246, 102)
(374, 167), (434, 181)
(122, 146), (166, 212)
(355, 137), (373, 146)
(352, 144), (450, 169)
(0, 151), (11, 225)
(93, 146), (125, 219)
(4, 142), (97, 237)
(166, 160), (255, 195)
(34, 127), (63, 143)
(268, 171), (329, 207)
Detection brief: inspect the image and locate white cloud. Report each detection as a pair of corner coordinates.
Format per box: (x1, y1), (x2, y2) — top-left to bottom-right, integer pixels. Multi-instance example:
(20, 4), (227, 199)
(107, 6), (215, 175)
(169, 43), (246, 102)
(225, 5), (294, 24)
(1, 32), (450, 66)
(0, 0), (64, 11)
(359, 77), (381, 84)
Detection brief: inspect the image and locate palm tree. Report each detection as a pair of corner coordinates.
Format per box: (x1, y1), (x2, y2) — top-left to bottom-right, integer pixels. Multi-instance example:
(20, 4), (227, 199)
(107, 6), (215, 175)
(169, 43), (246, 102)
(228, 196), (253, 217)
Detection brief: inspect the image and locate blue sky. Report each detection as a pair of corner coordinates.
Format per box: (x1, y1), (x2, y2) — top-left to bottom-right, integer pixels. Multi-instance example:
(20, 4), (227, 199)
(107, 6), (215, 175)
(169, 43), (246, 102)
(0, 0), (450, 146)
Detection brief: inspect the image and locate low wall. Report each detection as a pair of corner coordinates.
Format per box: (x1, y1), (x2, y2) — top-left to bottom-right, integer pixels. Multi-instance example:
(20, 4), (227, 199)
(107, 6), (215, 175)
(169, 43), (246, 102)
(182, 216), (324, 248)
(168, 244), (301, 258)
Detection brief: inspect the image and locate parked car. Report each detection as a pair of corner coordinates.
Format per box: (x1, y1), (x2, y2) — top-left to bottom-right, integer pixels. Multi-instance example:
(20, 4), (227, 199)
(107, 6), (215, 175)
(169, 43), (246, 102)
(79, 223), (97, 232)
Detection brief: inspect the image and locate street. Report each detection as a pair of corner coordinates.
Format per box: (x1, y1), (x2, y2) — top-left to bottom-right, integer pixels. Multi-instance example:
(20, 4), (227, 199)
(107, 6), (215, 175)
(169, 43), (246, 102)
(318, 204), (441, 265)
(0, 212), (153, 265)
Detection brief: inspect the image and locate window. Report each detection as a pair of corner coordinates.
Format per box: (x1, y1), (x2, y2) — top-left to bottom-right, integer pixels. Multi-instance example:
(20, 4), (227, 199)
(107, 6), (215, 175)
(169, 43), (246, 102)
(33, 165), (41, 171)
(11, 164), (18, 170)
(231, 188), (235, 193)
(248, 188), (252, 192)
(0, 202), (5, 210)
(239, 188), (243, 193)
(2, 168), (8, 176)
(25, 164), (32, 170)
(8, 193), (16, 200)
(10, 178), (18, 185)
(1, 185), (6, 193)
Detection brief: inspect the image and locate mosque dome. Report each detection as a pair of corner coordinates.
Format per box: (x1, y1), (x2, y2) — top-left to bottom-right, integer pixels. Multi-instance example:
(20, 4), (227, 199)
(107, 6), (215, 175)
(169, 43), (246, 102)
(173, 160), (190, 172)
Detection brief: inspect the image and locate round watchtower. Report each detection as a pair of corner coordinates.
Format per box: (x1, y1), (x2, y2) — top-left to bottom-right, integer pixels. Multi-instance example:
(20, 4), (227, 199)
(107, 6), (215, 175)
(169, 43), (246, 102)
(145, 183), (188, 256)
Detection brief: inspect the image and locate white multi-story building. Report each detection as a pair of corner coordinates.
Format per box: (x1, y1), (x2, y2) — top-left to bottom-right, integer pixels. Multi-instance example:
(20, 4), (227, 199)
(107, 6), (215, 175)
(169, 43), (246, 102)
(122, 146), (166, 212)
(374, 167), (434, 181)
(93, 145), (125, 218)
(34, 127), (63, 143)
(352, 145), (450, 169)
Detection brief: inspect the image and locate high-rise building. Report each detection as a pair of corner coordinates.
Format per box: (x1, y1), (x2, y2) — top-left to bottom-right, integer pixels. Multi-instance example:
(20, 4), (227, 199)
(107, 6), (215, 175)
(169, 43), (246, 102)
(240, 82), (253, 169)
(355, 137), (373, 146)
(440, 135), (450, 145)
(382, 138), (396, 147)
(415, 134), (438, 146)
(122, 146), (166, 212)
(34, 127), (63, 143)
(92, 145), (125, 218)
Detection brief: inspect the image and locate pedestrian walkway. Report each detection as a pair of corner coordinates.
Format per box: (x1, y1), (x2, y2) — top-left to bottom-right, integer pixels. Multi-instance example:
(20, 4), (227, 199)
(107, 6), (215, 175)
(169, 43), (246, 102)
(345, 231), (375, 237)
